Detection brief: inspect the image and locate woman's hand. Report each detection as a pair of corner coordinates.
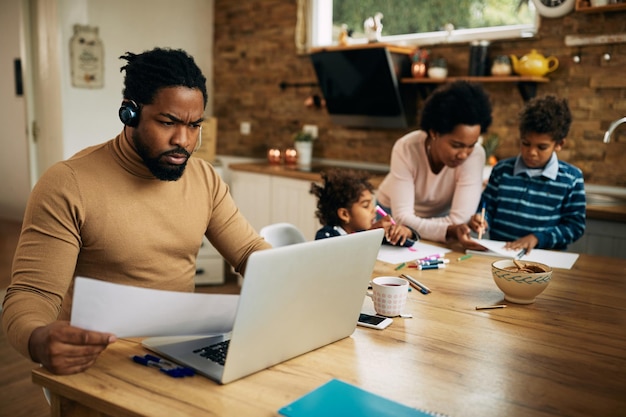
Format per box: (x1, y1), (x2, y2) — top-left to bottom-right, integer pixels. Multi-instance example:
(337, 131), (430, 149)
(447, 223), (487, 251)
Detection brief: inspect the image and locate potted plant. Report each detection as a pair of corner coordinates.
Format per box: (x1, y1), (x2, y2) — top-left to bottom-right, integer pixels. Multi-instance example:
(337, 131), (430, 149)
(482, 133), (500, 166)
(293, 131), (314, 167)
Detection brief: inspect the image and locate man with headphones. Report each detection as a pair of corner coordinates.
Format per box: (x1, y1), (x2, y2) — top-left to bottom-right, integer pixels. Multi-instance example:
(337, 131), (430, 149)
(2, 48), (271, 376)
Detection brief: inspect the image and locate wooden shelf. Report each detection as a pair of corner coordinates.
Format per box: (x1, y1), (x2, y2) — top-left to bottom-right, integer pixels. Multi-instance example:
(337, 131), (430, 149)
(310, 43), (414, 55)
(401, 76), (548, 84)
(400, 76), (549, 101)
(575, 0), (626, 13)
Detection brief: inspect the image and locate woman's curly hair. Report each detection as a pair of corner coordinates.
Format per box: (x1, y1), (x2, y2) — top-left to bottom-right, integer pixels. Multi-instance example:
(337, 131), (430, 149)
(420, 80), (492, 135)
(310, 168), (374, 226)
(519, 95), (572, 143)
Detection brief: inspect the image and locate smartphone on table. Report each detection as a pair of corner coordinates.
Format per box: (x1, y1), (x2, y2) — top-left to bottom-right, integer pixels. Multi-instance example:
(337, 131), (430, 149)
(357, 313), (393, 330)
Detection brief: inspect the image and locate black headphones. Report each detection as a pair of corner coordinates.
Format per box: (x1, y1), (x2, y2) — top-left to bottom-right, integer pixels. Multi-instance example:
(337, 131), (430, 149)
(118, 100), (140, 127)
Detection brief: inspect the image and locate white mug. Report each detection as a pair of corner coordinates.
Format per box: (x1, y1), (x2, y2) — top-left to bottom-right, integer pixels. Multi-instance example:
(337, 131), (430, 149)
(367, 276), (409, 317)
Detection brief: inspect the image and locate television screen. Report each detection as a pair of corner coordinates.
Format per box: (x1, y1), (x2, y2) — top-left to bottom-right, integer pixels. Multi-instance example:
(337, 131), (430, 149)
(310, 48), (416, 129)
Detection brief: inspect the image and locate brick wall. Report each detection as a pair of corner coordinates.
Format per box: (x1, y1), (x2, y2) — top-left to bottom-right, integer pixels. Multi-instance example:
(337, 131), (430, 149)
(214, 0), (626, 187)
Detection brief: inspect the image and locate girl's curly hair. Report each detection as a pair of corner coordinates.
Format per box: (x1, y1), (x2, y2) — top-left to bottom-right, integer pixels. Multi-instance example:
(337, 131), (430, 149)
(310, 168), (374, 226)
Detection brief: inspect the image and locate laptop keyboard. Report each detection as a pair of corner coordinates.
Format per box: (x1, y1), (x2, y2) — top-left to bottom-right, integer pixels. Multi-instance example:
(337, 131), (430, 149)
(193, 340), (230, 365)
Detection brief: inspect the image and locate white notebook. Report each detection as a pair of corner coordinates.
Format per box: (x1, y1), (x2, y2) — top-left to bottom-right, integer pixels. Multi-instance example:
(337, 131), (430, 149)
(467, 238), (579, 269)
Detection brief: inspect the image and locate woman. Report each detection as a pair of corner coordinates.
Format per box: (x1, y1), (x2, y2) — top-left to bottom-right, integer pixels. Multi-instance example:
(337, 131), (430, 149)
(376, 80), (492, 247)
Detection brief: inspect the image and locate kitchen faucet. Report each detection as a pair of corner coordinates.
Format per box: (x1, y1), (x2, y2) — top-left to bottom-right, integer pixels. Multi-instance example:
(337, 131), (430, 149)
(603, 116), (626, 143)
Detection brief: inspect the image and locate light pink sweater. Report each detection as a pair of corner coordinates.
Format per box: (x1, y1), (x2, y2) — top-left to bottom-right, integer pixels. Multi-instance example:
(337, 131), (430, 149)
(376, 130), (485, 242)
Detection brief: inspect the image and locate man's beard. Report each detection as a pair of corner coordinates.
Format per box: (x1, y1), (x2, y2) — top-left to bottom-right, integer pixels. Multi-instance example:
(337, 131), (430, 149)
(132, 132), (190, 181)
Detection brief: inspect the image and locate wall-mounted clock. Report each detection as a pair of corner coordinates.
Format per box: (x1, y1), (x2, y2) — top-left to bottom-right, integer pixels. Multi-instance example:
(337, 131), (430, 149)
(531, 0), (576, 18)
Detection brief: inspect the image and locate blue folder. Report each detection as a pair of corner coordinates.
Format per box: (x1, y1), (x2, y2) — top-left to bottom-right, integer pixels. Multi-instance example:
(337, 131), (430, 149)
(278, 378), (446, 417)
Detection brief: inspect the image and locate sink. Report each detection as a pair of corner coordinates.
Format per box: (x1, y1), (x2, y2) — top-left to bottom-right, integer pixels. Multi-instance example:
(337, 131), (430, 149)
(586, 193), (626, 207)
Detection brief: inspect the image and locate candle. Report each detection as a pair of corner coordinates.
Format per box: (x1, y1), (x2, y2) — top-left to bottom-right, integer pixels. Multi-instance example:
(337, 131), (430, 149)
(284, 148), (297, 165)
(267, 148), (282, 165)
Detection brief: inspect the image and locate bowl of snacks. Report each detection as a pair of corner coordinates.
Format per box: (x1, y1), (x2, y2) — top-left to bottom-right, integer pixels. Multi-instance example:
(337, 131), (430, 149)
(491, 259), (553, 304)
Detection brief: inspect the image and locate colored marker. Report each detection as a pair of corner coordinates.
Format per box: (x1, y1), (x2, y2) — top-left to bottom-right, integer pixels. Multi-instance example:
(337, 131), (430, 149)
(458, 254), (472, 261)
(417, 263), (447, 270)
(417, 254), (445, 261)
(417, 258), (450, 266)
(394, 262), (406, 270)
(376, 205), (396, 225)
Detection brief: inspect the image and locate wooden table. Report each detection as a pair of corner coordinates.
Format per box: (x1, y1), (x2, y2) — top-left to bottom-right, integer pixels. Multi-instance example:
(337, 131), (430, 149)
(33, 249), (626, 417)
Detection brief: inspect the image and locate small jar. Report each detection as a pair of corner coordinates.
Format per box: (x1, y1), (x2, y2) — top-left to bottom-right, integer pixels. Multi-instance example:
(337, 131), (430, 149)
(427, 57), (448, 79)
(491, 55), (512, 76)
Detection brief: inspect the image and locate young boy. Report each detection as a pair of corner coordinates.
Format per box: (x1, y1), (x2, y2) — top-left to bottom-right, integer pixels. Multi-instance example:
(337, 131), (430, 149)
(470, 95), (586, 253)
(310, 168), (414, 246)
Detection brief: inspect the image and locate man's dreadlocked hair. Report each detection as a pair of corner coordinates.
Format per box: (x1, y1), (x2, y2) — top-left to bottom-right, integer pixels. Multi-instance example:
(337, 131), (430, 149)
(119, 48), (208, 107)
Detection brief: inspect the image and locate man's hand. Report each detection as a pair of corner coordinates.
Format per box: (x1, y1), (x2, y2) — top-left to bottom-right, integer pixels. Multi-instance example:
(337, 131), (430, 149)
(29, 321), (117, 375)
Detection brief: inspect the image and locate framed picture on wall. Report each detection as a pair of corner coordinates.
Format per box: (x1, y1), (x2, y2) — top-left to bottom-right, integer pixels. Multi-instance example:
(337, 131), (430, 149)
(70, 24), (104, 89)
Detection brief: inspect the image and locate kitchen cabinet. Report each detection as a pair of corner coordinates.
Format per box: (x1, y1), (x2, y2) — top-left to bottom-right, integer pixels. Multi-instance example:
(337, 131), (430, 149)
(567, 218), (626, 259)
(270, 176), (319, 240)
(230, 171), (320, 241)
(230, 171), (272, 233)
(195, 236), (225, 285)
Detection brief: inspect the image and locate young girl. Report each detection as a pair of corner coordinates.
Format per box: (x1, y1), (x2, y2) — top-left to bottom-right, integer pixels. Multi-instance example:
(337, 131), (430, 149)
(310, 168), (414, 246)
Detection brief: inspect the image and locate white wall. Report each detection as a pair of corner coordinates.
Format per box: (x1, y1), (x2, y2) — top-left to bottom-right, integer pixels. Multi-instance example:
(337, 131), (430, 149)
(58, 0), (215, 158)
(0, 0), (32, 221)
(0, 0), (214, 221)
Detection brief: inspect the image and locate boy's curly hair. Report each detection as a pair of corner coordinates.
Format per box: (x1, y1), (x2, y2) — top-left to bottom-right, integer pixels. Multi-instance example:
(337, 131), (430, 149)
(310, 169), (374, 227)
(519, 95), (571, 143)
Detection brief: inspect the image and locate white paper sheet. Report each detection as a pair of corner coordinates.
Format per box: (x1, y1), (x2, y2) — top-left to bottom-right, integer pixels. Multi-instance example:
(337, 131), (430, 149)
(70, 277), (239, 338)
(467, 239), (579, 269)
(377, 241), (451, 264)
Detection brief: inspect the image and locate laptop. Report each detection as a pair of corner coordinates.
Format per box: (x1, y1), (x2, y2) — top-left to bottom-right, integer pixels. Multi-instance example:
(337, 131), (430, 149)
(142, 228), (384, 384)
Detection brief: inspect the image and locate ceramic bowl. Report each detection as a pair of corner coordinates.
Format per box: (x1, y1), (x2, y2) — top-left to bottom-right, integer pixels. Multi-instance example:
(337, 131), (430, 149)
(491, 259), (553, 304)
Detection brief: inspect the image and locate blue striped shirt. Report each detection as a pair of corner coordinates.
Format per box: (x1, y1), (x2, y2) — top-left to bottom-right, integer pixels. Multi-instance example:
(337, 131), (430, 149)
(481, 155), (586, 250)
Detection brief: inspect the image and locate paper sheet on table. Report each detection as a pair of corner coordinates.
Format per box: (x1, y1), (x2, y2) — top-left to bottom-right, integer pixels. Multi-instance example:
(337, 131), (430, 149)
(70, 277), (239, 338)
(377, 241), (450, 264)
(467, 239), (579, 269)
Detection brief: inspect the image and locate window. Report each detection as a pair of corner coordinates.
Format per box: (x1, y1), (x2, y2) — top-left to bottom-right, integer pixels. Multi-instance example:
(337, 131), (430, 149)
(309, 0), (538, 48)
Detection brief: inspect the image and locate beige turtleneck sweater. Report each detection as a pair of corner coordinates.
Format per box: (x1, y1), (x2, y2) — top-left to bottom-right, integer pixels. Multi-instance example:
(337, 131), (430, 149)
(2, 131), (270, 359)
